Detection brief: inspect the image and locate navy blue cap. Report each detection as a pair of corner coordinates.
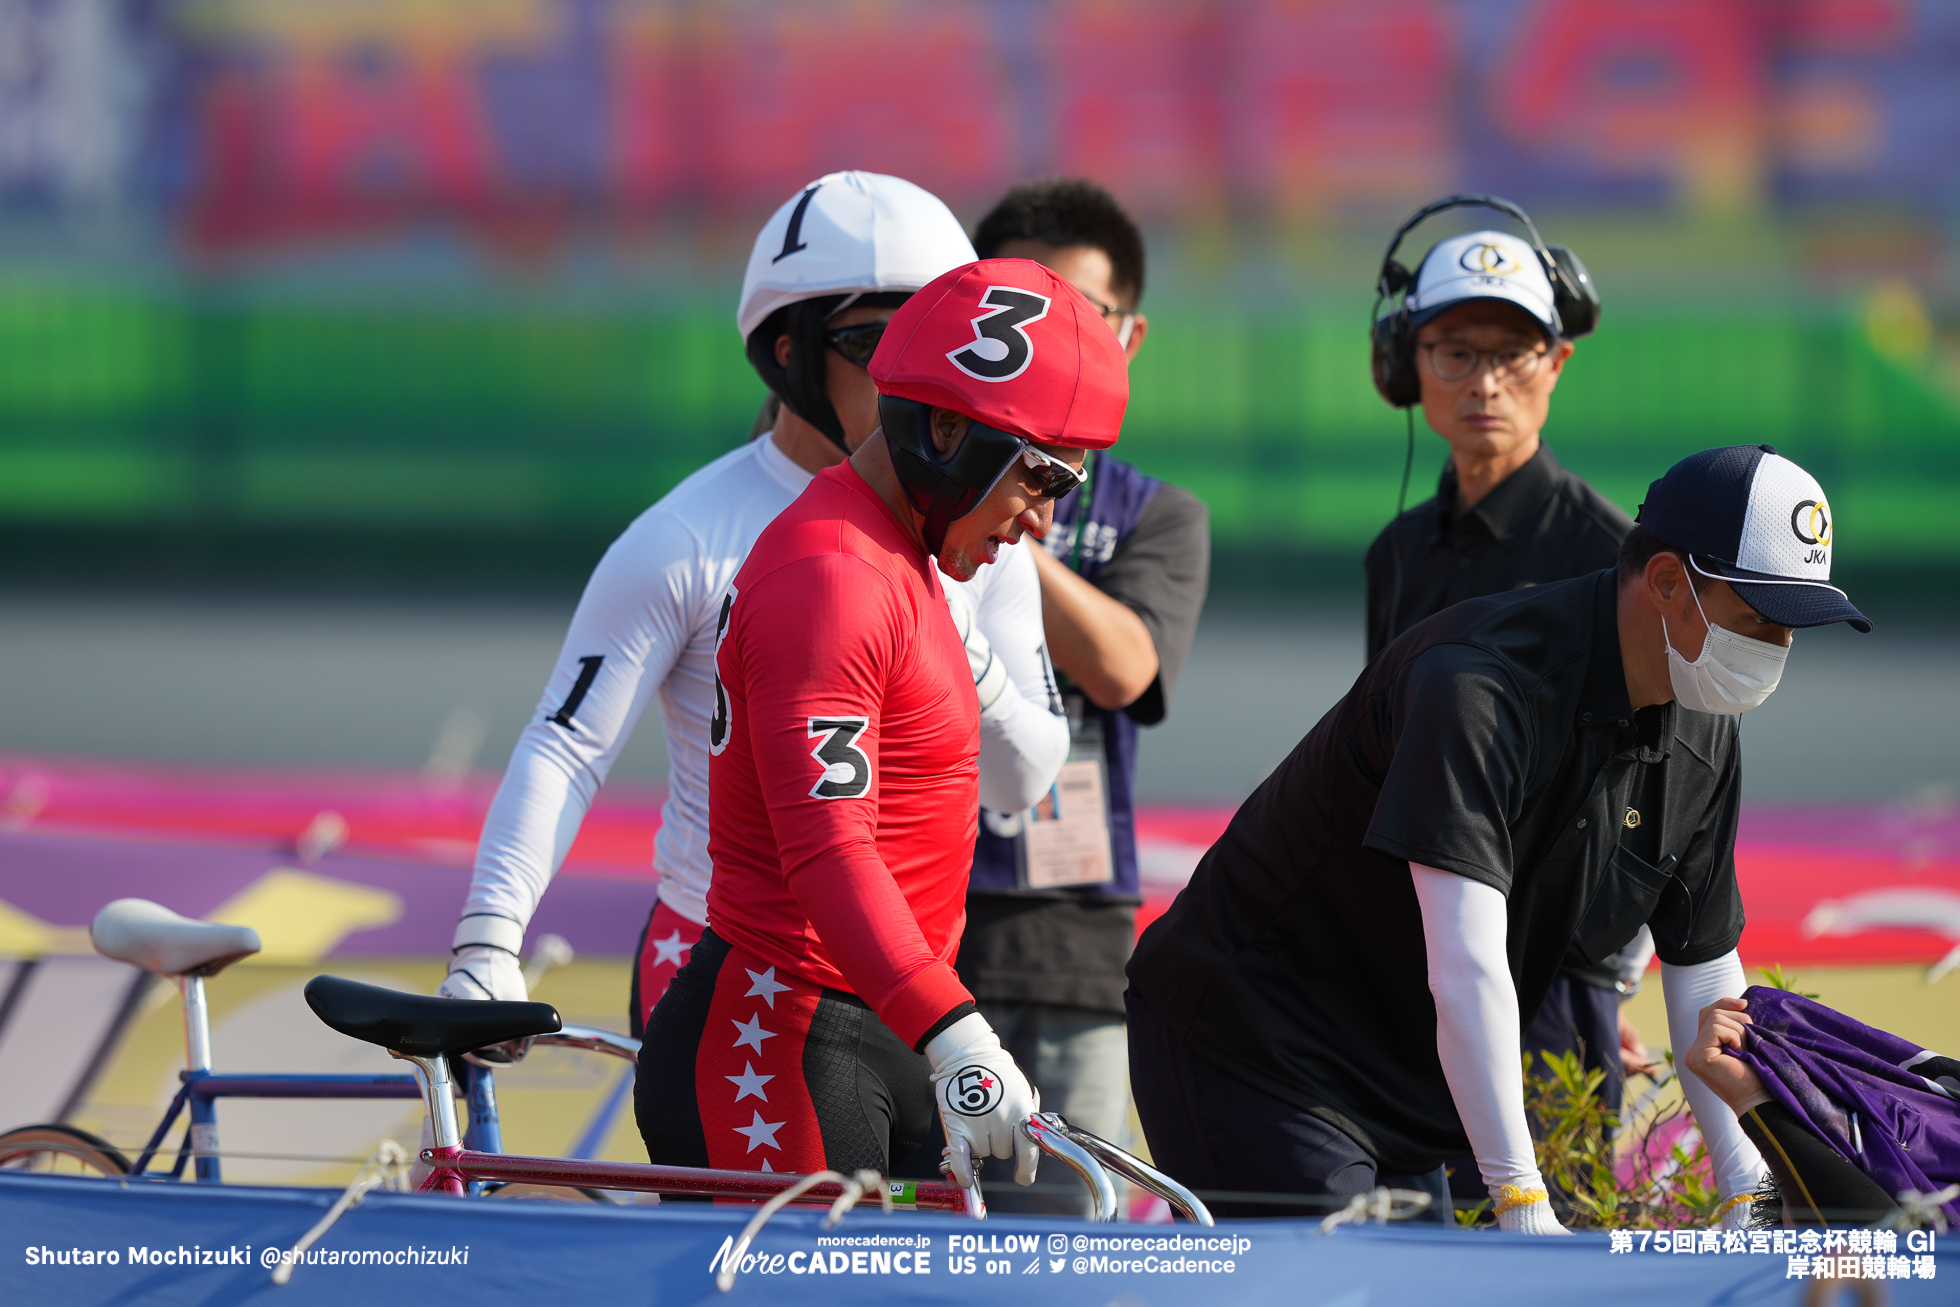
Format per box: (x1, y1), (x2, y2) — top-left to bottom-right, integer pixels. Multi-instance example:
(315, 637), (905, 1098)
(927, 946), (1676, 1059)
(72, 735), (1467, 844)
(1637, 445), (1869, 632)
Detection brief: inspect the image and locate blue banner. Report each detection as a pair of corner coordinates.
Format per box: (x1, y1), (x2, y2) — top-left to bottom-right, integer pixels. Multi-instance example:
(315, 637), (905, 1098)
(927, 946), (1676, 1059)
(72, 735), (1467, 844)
(2, 1173), (1946, 1305)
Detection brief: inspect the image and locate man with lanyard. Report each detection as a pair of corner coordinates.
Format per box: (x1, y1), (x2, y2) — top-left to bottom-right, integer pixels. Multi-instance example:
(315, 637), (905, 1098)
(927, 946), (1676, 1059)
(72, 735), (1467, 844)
(1129, 444), (1869, 1230)
(1363, 199), (1654, 1163)
(435, 173), (1064, 1035)
(636, 258), (1131, 1184)
(909, 180), (1207, 1212)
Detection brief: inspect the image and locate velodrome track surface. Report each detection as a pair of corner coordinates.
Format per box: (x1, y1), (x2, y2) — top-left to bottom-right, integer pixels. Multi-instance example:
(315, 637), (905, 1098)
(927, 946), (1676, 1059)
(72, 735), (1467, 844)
(0, 592), (1951, 805)
(2, 592), (1957, 1189)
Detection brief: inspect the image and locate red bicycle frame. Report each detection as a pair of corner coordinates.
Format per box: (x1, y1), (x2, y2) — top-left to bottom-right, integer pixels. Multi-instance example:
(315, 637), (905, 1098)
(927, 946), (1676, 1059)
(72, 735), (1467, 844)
(417, 1144), (981, 1216)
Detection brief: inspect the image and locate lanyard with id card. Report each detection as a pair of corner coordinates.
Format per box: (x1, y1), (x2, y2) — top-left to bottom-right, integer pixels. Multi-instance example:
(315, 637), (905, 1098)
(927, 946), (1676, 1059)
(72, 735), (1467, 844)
(1016, 453), (1116, 890)
(1017, 694), (1116, 889)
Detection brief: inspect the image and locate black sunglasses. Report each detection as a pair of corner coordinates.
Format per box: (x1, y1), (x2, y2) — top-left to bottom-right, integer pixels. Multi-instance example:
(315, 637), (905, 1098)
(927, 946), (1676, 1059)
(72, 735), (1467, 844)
(824, 321), (887, 369)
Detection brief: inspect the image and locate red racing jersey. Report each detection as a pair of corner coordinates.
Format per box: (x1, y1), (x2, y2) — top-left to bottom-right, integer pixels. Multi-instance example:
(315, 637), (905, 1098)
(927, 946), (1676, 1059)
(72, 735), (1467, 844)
(706, 461), (979, 1049)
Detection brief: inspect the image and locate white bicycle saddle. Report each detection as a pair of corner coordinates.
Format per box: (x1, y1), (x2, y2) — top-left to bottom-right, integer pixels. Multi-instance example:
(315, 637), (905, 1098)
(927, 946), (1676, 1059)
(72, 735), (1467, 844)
(91, 899), (262, 977)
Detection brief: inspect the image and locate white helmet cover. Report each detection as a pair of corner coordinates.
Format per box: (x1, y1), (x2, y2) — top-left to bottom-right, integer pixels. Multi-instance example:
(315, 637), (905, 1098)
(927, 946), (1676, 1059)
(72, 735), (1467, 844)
(736, 171), (977, 338)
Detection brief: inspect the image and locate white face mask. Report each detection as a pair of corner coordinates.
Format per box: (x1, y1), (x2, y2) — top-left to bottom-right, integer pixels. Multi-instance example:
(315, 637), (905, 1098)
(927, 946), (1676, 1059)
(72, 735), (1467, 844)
(1663, 583), (1790, 715)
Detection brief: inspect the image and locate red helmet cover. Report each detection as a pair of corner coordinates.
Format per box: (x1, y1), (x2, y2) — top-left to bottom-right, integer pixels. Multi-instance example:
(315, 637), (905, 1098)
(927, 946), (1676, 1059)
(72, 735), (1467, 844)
(868, 258), (1128, 450)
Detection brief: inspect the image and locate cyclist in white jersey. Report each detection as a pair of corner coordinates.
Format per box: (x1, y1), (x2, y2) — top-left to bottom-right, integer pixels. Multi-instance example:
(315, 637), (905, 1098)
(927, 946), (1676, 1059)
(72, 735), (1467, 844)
(437, 171), (1069, 1032)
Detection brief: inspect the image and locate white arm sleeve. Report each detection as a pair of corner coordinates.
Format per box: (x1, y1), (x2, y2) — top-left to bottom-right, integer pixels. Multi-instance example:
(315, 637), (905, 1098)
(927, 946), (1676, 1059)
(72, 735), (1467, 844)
(1410, 864), (1542, 1198)
(1616, 924), (1656, 991)
(1659, 951), (1765, 1207)
(460, 510), (699, 934)
(957, 542), (1069, 814)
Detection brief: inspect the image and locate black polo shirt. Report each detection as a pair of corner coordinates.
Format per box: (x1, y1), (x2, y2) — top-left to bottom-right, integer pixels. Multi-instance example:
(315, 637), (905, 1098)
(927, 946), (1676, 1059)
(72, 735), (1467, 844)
(1364, 443), (1631, 662)
(1127, 570), (1745, 1173)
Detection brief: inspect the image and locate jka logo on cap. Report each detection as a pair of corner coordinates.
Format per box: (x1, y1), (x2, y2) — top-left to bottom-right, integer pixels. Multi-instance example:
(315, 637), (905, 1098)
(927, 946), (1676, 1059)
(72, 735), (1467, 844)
(1791, 498), (1831, 565)
(1458, 242), (1521, 276)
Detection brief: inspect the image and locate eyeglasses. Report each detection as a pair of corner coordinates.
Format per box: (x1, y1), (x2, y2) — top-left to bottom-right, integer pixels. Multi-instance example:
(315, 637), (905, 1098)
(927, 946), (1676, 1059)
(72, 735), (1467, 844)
(1077, 290), (1137, 340)
(1418, 341), (1550, 386)
(825, 321), (887, 369)
(1076, 290), (1126, 320)
(1018, 443), (1088, 501)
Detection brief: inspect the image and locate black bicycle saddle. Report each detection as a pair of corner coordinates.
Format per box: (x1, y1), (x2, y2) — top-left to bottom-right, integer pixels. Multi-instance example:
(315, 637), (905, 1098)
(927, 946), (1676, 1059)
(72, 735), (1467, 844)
(303, 975), (561, 1059)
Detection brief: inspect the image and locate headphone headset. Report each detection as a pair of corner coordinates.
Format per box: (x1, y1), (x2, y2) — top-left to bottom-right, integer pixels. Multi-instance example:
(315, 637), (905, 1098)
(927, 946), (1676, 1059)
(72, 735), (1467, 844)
(1369, 193), (1600, 409)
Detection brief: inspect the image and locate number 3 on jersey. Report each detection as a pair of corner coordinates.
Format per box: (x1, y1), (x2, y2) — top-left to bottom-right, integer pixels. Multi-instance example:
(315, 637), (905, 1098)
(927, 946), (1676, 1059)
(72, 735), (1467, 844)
(807, 718), (872, 800)
(708, 587), (737, 756)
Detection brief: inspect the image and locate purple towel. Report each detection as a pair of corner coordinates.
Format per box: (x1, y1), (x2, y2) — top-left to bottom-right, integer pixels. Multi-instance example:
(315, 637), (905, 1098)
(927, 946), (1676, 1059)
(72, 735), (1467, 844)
(1732, 985), (1960, 1222)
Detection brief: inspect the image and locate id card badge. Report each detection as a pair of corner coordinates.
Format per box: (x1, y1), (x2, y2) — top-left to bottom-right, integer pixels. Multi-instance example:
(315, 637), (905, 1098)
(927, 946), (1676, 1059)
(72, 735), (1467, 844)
(1017, 698), (1115, 890)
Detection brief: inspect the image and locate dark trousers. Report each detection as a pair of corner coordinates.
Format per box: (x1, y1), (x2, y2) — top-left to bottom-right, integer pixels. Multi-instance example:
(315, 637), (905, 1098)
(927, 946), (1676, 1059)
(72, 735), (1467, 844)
(1127, 990), (1450, 1222)
(1522, 972), (1626, 1114)
(636, 929), (933, 1177)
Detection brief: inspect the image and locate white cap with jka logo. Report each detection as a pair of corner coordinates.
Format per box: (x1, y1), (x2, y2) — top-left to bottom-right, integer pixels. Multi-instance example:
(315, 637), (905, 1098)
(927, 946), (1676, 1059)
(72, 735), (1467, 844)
(1405, 229), (1563, 336)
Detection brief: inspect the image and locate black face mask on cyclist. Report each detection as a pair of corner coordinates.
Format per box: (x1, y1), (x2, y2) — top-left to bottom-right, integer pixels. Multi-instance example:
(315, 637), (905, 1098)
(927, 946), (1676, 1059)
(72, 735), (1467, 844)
(877, 394), (1086, 556)
(744, 292), (911, 453)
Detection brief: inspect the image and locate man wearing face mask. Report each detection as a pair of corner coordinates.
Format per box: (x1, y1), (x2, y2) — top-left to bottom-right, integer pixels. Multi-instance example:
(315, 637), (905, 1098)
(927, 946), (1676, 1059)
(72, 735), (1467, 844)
(1128, 445), (1869, 1230)
(1363, 203), (1650, 1183)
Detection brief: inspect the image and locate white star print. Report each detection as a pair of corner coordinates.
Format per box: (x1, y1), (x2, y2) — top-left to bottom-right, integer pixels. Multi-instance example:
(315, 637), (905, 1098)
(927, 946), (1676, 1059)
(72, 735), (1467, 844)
(733, 1110), (785, 1152)
(651, 930), (692, 968)
(726, 1061), (774, 1103)
(731, 1012), (776, 1054)
(743, 966), (792, 1009)
(760, 1159), (774, 1172)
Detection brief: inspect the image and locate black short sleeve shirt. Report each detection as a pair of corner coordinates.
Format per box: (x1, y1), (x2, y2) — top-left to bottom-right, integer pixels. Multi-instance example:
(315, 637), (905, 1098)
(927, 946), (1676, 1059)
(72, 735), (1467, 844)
(1126, 570), (1745, 1172)
(1363, 443), (1632, 662)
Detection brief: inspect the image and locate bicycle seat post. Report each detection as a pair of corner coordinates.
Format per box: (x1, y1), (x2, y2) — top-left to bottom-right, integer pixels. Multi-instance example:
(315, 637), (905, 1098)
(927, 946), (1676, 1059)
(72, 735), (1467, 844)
(179, 975), (212, 1073)
(395, 1051), (461, 1153)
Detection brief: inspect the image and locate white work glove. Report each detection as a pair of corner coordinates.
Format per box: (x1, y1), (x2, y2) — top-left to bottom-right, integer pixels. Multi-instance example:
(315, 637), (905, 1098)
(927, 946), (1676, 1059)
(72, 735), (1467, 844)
(924, 1012), (1039, 1188)
(436, 914), (529, 1002)
(1492, 1183), (1570, 1236)
(945, 588), (1008, 712)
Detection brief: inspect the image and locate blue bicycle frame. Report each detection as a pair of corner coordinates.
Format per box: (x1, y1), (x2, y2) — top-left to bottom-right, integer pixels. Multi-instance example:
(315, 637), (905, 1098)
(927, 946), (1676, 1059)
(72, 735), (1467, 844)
(128, 974), (632, 1185)
(131, 1068), (431, 1182)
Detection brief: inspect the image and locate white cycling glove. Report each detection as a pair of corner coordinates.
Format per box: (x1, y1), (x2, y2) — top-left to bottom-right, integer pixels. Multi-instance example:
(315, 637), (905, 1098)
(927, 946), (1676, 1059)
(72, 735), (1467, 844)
(1496, 1195), (1568, 1236)
(924, 1012), (1039, 1188)
(436, 914), (529, 1002)
(945, 588), (1009, 712)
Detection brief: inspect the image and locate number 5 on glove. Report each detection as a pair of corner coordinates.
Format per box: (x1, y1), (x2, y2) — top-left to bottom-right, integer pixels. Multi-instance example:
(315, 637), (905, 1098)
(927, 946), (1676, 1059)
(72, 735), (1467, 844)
(924, 1012), (1040, 1188)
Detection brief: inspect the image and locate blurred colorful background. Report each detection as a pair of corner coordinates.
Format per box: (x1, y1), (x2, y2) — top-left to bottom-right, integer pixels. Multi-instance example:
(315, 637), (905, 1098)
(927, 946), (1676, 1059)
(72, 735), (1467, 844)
(3, 0), (1959, 1188)
(2, 0), (1957, 582)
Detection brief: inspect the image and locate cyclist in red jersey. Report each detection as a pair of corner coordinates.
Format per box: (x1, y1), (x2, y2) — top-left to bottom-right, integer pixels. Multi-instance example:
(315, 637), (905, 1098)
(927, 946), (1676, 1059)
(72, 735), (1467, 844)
(636, 258), (1129, 1192)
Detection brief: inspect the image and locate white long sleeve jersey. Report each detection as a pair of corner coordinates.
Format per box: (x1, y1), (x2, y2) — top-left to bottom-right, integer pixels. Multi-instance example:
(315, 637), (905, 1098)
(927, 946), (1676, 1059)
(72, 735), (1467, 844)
(462, 432), (1066, 932)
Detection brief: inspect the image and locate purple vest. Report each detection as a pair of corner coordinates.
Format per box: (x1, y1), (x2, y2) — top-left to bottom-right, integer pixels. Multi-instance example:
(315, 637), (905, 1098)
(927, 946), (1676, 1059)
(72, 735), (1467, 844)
(1736, 985), (1960, 1222)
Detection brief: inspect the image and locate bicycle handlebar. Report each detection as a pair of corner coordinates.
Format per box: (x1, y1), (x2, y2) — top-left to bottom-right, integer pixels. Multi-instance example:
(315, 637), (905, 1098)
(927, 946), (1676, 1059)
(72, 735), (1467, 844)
(462, 1023), (640, 1069)
(531, 1025), (640, 1061)
(1020, 1112), (1215, 1226)
(1020, 1114), (1117, 1222)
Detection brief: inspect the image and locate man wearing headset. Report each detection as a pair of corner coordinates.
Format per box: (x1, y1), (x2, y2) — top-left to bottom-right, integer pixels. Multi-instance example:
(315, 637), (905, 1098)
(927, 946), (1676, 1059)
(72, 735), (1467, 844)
(1365, 197), (1623, 661)
(636, 259), (1131, 1186)
(437, 173), (1065, 1039)
(1363, 199), (1655, 1154)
